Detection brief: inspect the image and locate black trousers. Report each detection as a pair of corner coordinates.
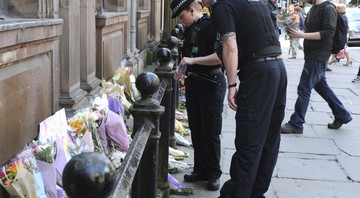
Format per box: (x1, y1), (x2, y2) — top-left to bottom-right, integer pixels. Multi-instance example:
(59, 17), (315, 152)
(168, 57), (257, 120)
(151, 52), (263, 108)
(220, 60), (287, 198)
(185, 71), (226, 180)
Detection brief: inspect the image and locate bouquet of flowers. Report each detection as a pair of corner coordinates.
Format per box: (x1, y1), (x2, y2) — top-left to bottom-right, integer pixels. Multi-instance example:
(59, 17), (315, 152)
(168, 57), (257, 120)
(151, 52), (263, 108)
(32, 141), (56, 164)
(68, 109), (104, 153)
(0, 160), (38, 198)
(274, 8), (297, 33)
(1, 163), (19, 186)
(31, 141), (58, 198)
(68, 113), (89, 138)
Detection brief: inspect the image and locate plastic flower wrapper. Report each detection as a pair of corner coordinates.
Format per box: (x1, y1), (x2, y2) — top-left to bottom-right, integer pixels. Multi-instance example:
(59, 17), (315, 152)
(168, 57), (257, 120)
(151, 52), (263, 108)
(103, 110), (129, 152)
(30, 141), (58, 198)
(109, 95), (132, 136)
(112, 66), (132, 100)
(175, 133), (192, 147)
(54, 131), (73, 187)
(178, 96), (186, 112)
(91, 94), (109, 117)
(175, 119), (190, 136)
(90, 95), (111, 155)
(68, 109), (104, 153)
(16, 147), (48, 198)
(168, 174), (195, 195)
(97, 118), (109, 155)
(168, 156), (193, 174)
(175, 110), (188, 122)
(169, 147), (189, 160)
(129, 73), (141, 101)
(30, 141), (56, 164)
(67, 137), (87, 156)
(108, 148), (126, 168)
(0, 160), (38, 198)
(100, 79), (132, 114)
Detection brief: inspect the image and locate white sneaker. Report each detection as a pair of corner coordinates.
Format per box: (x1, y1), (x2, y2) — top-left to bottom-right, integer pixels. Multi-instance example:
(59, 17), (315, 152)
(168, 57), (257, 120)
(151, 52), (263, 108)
(352, 76), (360, 83)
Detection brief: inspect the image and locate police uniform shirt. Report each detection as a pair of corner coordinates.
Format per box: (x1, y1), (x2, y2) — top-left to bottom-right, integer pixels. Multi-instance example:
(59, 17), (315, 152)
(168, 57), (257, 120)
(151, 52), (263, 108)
(182, 16), (221, 73)
(211, 0), (281, 66)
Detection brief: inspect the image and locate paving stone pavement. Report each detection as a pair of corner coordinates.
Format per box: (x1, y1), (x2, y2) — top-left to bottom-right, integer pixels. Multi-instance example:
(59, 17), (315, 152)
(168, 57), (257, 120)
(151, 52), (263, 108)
(171, 35), (360, 198)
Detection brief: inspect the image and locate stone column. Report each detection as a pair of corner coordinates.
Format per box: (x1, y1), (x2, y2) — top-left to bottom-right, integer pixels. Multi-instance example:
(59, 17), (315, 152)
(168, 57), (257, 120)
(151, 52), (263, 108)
(151, 0), (161, 42)
(80, 0), (101, 96)
(59, 0), (88, 111)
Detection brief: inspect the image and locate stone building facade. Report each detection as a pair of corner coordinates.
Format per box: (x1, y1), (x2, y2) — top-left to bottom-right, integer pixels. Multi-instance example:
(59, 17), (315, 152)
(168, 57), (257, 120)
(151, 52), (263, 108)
(0, 2), (173, 195)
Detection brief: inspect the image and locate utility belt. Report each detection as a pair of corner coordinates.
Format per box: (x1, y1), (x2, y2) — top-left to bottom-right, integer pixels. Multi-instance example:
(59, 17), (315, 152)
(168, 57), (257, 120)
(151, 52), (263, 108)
(187, 68), (222, 86)
(247, 55), (282, 65)
(187, 67), (222, 76)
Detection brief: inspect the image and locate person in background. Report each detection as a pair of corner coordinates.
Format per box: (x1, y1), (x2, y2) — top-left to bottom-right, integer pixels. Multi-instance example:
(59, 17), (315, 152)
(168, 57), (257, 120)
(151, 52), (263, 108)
(352, 66), (360, 83)
(281, 0), (352, 134)
(295, 6), (305, 31)
(328, 4), (351, 66)
(267, 0), (280, 38)
(288, 9), (301, 59)
(339, 4), (351, 66)
(210, 0), (287, 197)
(294, 6), (305, 51)
(171, 0), (226, 191)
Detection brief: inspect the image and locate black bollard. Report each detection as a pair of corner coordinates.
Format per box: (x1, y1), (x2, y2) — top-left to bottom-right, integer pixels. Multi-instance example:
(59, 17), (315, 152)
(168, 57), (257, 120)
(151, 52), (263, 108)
(172, 24), (185, 110)
(154, 48), (174, 197)
(62, 152), (116, 198)
(130, 72), (165, 198)
(167, 36), (179, 149)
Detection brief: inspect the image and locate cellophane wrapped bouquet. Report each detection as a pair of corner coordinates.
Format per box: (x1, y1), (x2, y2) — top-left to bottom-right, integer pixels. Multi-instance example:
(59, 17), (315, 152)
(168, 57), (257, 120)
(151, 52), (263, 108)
(274, 8), (297, 34)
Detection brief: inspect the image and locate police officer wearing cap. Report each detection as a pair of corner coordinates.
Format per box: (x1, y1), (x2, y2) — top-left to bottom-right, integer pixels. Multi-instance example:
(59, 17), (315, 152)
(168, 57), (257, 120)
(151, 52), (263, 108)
(209, 0), (288, 197)
(171, 0), (226, 191)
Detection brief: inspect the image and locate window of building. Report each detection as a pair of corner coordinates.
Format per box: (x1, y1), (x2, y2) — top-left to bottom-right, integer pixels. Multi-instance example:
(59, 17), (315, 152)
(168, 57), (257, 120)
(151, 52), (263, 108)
(138, 0), (149, 10)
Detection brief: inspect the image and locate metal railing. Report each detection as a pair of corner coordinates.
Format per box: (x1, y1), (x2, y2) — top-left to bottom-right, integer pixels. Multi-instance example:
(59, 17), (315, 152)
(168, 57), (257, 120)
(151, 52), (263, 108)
(62, 27), (184, 198)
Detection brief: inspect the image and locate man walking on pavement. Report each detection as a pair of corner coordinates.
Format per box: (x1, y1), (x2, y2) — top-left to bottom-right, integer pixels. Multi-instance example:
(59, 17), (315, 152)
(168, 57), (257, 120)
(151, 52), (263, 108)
(281, 0), (352, 134)
(209, 0), (288, 197)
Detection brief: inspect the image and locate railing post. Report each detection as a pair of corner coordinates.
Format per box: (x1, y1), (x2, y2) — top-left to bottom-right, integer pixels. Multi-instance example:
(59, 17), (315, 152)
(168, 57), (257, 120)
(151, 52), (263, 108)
(155, 48), (174, 197)
(172, 23), (185, 64)
(130, 72), (165, 198)
(167, 36), (179, 149)
(171, 24), (185, 111)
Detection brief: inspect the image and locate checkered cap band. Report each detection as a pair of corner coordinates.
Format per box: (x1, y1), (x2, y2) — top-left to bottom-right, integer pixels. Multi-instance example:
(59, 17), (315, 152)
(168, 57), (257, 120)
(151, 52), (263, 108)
(172, 0), (188, 15)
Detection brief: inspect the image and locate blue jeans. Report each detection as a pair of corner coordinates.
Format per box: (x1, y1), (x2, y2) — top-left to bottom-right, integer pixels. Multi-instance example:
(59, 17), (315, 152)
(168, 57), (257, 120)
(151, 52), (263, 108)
(289, 60), (352, 130)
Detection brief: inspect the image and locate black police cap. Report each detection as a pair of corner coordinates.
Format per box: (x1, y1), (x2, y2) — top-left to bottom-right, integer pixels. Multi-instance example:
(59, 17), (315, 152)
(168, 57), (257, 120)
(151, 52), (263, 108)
(171, 0), (195, 18)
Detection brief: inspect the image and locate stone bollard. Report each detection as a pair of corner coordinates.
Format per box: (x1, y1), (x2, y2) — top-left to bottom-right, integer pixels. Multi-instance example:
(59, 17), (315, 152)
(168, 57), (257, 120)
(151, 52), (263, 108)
(154, 48), (174, 197)
(129, 72), (165, 198)
(167, 36), (179, 149)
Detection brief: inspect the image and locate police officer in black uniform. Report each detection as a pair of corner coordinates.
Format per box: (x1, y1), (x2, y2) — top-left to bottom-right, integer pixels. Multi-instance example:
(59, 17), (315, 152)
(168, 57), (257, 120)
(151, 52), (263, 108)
(209, 0), (288, 197)
(171, 0), (226, 191)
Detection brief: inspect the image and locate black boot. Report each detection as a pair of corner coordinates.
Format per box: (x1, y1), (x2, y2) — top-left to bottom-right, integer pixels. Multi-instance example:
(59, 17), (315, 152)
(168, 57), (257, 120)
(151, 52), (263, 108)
(184, 172), (207, 182)
(207, 179), (220, 191)
(328, 118), (352, 129)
